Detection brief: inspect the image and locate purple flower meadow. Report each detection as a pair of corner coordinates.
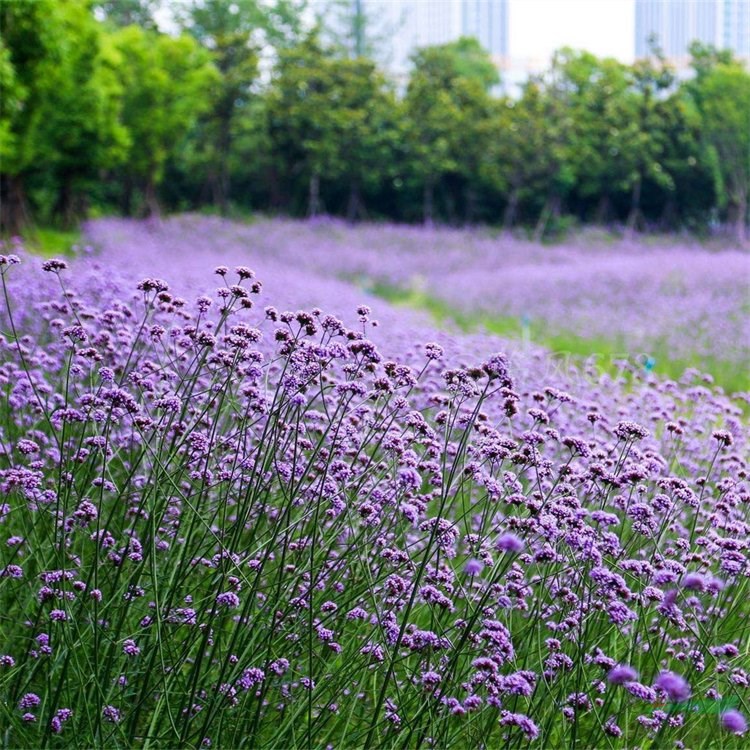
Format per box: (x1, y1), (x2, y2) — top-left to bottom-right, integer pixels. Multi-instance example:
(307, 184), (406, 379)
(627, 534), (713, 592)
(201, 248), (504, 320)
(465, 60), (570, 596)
(0, 220), (747, 747)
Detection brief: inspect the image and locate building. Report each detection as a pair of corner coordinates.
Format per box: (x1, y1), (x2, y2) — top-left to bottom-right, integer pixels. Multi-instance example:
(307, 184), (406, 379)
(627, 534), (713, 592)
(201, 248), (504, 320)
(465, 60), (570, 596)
(635, 0), (750, 66)
(325, 0), (509, 78)
(461, 0), (510, 59)
(723, 0), (750, 57)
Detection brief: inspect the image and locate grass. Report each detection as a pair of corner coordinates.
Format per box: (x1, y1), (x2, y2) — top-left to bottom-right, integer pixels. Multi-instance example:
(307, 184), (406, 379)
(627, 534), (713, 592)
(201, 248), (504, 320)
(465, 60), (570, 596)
(16, 226), (82, 258)
(363, 280), (750, 396)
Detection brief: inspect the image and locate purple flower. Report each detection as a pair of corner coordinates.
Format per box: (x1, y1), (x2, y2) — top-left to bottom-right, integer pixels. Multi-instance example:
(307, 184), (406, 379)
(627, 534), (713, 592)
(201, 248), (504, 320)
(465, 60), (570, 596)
(236, 668), (265, 691)
(720, 709), (747, 735)
(499, 711), (540, 740)
(421, 671), (441, 688)
(608, 664), (638, 685)
(19, 693), (41, 710)
(464, 558), (484, 576)
(42, 259), (68, 273)
(122, 639), (140, 657)
(654, 671), (691, 702)
(102, 705), (120, 723)
(216, 591), (240, 609)
(424, 342), (443, 360)
(625, 682), (657, 702)
(50, 708), (72, 734)
(712, 430), (733, 447)
(614, 420), (650, 441)
(681, 573), (706, 591)
(496, 533), (524, 553)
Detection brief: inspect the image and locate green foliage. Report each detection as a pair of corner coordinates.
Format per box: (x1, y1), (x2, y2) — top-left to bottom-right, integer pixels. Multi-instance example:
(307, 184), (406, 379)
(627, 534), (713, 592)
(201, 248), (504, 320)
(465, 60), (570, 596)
(0, 0), (63, 232)
(176, 0), (263, 212)
(0, 0), (748, 239)
(688, 58), (750, 242)
(33, 1), (130, 225)
(404, 42), (492, 223)
(268, 33), (397, 217)
(321, 0), (393, 60)
(95, 0), (162, 29)
(440, 36), (500, 91)
(0, 39), (19, 165)
(112, 25), (218, 215)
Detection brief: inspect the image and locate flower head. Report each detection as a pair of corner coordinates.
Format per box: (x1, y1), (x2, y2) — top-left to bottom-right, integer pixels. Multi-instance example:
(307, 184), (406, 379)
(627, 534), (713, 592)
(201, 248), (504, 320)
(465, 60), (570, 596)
(654, 671), (690, 702)
(497, 533), (524, 554)
(720, 709), (747, 735)
(608, 664), (638, 686)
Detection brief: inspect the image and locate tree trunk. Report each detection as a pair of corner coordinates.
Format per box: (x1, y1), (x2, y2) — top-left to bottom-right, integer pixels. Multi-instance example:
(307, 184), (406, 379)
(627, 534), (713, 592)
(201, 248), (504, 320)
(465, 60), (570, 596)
(143, 176), (161, 218)
(423, 179), (434, 227)
(308, 172), (321, 217)
(502, 187), (520, 232)
(55, 174), (80, 229)
(734, 191), (747, 245)
(0, 174), (31, 235)
(465, 185), (477, 226)
(595, 194), (611, 225)
(215, 117), (232, 216)
(346, 181), (365, 223)
(268, 166), (284, 210)
(121, 175), (134, 216)
(533, 196), (551, 243)
(626, 176), (642, 237)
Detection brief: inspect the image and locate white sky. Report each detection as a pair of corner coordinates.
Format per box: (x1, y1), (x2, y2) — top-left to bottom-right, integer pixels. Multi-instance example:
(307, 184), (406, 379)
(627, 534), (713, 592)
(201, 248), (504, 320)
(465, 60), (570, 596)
(509, 0), (635, 66)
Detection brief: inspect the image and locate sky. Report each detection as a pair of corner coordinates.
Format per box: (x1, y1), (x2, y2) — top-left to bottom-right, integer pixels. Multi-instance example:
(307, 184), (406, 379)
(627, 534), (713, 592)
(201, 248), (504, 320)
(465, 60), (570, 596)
(509, 0), (635, 67)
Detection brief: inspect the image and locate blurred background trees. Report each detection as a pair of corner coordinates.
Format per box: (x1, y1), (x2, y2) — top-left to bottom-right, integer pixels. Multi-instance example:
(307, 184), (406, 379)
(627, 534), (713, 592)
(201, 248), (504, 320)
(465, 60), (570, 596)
(0, 0), (748, 240)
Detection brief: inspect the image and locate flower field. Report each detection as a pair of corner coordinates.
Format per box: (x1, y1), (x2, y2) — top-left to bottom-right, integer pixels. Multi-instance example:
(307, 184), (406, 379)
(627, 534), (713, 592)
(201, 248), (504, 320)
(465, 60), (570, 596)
(0, 217), (748, 748)
(85, 216), (750, 378)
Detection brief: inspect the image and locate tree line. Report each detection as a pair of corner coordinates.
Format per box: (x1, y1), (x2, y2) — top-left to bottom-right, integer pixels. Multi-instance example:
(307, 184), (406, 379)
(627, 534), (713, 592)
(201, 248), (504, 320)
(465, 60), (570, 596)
(1, 0), (749, 241)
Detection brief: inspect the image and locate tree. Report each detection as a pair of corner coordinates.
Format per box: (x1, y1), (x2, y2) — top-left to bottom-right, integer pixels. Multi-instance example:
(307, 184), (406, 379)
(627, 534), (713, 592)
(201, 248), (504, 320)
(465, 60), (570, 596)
(95, 0), (162, 28)
(267, 33), (396, 218)
(403, 41), (493, 224)
(687, 46), (750, 243)
(620, 54), (676, 233)
(696, 64), (750, 243)
(177, 0), (262, 213)
(112, 26), (218, 216)
(542, 50), (630, 224)
(323, 56), (397, 220)
(0, 0), (61, 232)
(320, 0), (402, 64)
(34, 2), (129, 225)
(268, 34), (337, 216)
(440, 36), (499, 92)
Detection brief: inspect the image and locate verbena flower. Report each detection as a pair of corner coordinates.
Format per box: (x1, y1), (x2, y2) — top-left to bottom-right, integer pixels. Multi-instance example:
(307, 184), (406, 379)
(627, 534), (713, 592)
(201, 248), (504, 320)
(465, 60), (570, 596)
(720, 709), (747, 735)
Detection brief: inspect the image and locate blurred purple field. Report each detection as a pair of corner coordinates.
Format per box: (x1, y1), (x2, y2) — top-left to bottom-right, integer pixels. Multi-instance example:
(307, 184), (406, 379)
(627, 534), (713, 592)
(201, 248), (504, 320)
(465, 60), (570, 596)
(85, 216), (750, 374)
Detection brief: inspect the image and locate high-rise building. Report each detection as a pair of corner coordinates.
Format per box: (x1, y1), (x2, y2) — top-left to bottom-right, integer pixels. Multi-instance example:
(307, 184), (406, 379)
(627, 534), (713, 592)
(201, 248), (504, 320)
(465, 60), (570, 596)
(461, 0), (510, 59)
(723, 0), (750, 57)
(635, 0), (750, 65)
(635, 0), (719, 63)
(324, 0), (509, 78)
